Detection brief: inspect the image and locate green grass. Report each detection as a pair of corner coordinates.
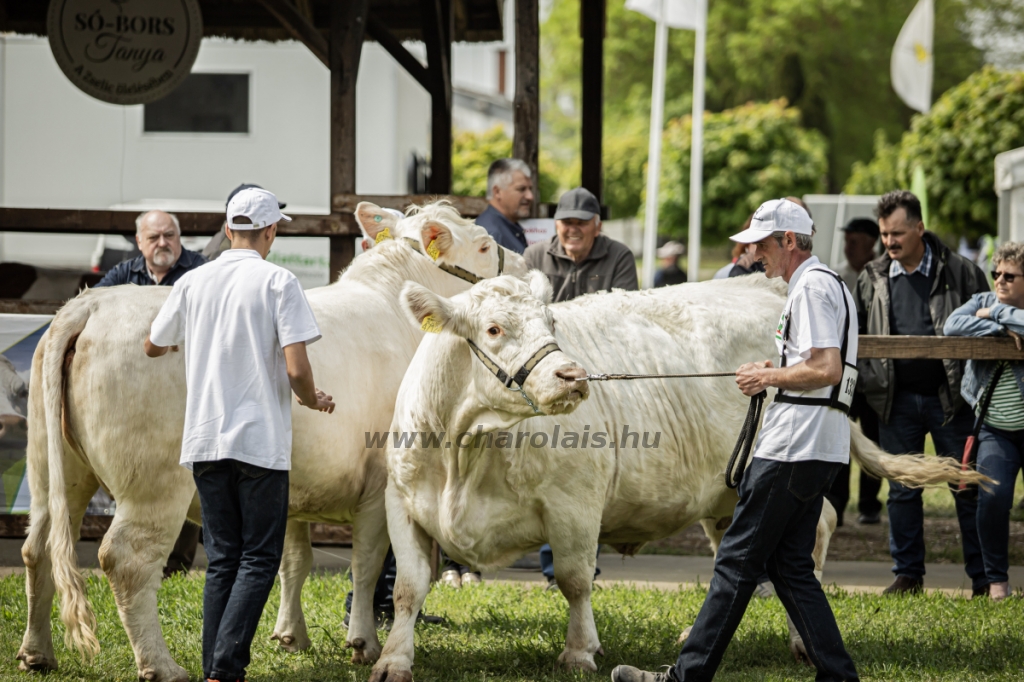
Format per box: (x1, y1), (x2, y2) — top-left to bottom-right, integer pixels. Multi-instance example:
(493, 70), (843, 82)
(3, 572), (1023, 681)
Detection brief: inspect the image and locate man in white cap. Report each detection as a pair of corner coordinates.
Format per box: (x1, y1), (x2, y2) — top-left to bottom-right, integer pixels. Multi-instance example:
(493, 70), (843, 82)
(145, 187), (335, 682)
(612, 199), (859, 682)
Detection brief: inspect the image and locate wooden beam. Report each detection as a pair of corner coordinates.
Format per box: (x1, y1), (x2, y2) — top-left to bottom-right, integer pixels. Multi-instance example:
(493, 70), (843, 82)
(0, 299), (63, 314)
(0, 208), (359, 237)
(366, 14), (431, 92)
(254, 0), (329, 67)
(421, 0), (453, 193)
(858, 335), (1024, 360)
(580, 0), (605, 201)
(331, 193), (488, 216)
(514, 0), (540, 216)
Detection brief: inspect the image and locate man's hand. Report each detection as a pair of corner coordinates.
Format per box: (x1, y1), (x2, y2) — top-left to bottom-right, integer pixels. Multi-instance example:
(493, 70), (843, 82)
(298, 388), (335, 413)
(144, 336), (178, 358)
(736, 360), (774, 396)
(976, 308), (992, 319)
(1009, 329), (1023, 351)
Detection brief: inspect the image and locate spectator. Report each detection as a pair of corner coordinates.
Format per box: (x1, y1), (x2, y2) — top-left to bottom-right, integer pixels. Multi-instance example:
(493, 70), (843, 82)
(855, 190), (989, 596)
(525, 187), (638, 303)
(653, 241), (687, 287)
(96, 210), (206, 287)
(95, 209), (207, 578)
(146, 187), (334, 682)
(826, 217), (883, 526)
(526, 187), (637, 589)
(943, 241), (1024, 601)
(475, 158), (535, 254)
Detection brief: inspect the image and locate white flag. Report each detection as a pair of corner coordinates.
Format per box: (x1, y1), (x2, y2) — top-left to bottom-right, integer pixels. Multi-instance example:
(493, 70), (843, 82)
(891, 0), (934, 113)
(626, 0), (704, 30)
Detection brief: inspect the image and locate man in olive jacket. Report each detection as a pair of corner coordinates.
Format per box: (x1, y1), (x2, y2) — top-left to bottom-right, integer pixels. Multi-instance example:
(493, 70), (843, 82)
(855, 190), (989, 597)
(525, 187), (638, 303)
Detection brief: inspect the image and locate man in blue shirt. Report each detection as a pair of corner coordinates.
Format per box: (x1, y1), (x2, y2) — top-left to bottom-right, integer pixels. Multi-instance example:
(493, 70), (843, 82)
(475, 158), (534, 254)
(96, 210), (206, 287)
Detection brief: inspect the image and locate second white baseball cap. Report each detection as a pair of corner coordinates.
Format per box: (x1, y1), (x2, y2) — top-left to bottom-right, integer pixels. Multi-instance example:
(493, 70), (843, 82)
(730, 199), (813, 244)
(226, 187), (291, 230)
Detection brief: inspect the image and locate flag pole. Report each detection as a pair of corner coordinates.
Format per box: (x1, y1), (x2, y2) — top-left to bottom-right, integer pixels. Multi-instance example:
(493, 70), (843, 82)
(641, 1), (669, 289)
(686, 0), (706, 281)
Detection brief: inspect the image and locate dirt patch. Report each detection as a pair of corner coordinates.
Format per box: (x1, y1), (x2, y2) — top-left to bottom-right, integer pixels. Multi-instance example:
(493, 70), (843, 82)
(638, 516), (1024, 564)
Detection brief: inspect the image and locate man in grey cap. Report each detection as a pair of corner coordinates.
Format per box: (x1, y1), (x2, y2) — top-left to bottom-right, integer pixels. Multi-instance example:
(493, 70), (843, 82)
(524, 187), (638, 303)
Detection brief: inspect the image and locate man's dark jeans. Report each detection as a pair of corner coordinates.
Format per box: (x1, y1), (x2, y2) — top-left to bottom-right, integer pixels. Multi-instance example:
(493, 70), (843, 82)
(673, 457), (859, 682)
(194, 459), (289, 682)
(878, 391), (986, 590)
(975, 424), (1024, 584)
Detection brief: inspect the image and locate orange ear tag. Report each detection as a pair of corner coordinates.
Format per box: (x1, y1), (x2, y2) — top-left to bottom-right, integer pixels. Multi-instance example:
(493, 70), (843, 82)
(427, 239), (441, 261)
(420, 314), (443, 333)
(374, 227), (392, 244)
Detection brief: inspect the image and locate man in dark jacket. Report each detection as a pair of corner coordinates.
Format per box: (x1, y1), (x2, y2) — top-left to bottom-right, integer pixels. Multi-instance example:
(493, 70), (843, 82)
(95, 209), (207, 577)
(525, 187), (638, 303)
(96, 210), (206, 287)
(855, 190), (989, 596)
(475, 158), (534, 254)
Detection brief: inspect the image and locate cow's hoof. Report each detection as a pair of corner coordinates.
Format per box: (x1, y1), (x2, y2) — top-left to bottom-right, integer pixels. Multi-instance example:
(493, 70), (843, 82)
(137, 663), (188, 682)
(271, 630), (311, 653)
(790, 637), (812, 667)
(557, 650), (598, 672)
(16, 649), (57, 673)
(368, 663), (414, 682)
(347, 636), (382, 665)
(676, 625), (693, 644)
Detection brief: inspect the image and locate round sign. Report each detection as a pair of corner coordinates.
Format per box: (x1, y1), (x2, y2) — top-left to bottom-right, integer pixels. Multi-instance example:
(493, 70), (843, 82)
(47, 0), (203, 105)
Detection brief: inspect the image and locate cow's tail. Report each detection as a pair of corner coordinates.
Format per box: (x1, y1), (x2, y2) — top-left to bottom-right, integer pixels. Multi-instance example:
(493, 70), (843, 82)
(42, 297), (100, 661)
(850, 420), (994, 490)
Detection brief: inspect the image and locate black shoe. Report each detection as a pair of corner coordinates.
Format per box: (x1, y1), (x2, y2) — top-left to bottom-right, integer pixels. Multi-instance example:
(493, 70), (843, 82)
(610, 664), (678, 682)
(857, 512), (881, 525)
(883, 575), (923, 595)
(972, 584), (990, 599)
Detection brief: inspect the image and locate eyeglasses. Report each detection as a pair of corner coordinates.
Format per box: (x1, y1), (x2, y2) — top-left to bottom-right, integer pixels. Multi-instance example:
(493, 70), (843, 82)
(992, 270), (1021, 284)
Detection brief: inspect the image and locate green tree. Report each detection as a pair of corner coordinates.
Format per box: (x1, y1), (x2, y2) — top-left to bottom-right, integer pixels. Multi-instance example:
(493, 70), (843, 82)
(655, 99), (828, 244)
(846, 67), (1024, 241)
(451, 126), (561, 202)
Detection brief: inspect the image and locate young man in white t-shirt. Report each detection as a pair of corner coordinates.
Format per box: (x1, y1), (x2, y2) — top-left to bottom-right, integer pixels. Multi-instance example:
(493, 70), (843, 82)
(613, 199), (859, 682)
(145, 187), (334, 682)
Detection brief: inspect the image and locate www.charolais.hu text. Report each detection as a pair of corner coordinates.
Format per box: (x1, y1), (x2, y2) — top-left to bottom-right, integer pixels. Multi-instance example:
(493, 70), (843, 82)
(365, 425), (662, 449)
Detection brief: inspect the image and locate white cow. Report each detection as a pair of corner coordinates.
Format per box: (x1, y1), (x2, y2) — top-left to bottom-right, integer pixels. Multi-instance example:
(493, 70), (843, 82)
(17, 202), (528, 682)
(371, 273), (991, 681)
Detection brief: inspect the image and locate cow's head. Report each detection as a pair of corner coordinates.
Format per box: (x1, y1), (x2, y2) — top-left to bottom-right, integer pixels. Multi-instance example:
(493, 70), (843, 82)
(355, 201), (529, 282)
(0, 355), (28, 452)
(401, 272), (588, 430)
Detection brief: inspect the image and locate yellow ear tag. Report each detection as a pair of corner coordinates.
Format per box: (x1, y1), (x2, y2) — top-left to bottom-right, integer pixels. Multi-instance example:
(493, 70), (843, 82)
(426, 239), (440, 261)
(374, 227), (392, 244)
(420, 314), (443, 333)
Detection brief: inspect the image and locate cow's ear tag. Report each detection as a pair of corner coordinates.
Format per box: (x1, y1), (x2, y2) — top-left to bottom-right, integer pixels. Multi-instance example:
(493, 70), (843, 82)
(420, 314), (443, 333)
(374, 227), (392, 244)
(427, 239), (441, 261)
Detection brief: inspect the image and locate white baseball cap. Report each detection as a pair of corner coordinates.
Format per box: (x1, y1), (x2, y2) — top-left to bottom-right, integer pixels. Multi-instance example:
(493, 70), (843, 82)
(730, 198), (813, 244)
(226, 187), (291, 230)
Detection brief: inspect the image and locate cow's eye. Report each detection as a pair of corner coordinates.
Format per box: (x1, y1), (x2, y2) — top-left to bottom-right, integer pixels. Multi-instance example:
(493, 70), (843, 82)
(487, 326), (501, 337)
(479, 244), (490, 254)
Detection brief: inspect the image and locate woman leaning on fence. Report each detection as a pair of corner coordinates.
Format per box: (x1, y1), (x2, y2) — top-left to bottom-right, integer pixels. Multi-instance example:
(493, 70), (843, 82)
(944, 241), (1024, 601)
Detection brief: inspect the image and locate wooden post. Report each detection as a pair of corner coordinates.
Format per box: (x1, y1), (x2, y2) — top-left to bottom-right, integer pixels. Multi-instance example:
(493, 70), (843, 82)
(421, 0), (453, 194)
(514, 0), (540, 215)
(580, 0), (605, 202)
(329, 0), (369, 281)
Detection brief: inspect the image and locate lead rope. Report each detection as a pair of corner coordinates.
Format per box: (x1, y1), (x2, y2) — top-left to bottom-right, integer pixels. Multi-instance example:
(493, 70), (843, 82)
(724, 390), (767, 488)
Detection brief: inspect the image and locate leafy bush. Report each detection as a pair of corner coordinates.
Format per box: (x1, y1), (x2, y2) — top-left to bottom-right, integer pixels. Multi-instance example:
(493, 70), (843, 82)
(845, 67), (1024, 240)
(451, 127), (561, 203)
(656, 99), (828, 243)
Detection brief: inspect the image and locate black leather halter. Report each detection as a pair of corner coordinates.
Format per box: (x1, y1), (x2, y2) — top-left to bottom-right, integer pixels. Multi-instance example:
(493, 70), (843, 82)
(465, 339), (562, 414)
(402, 237), (506, 284)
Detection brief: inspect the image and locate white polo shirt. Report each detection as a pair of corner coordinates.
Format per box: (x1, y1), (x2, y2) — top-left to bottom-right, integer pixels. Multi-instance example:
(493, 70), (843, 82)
(150, 249), (322, 471)
(753, 256), (858, 464)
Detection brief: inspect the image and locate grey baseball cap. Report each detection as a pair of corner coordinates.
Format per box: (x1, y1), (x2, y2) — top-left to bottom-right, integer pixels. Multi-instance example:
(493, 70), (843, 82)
(554, 187), (600, 221)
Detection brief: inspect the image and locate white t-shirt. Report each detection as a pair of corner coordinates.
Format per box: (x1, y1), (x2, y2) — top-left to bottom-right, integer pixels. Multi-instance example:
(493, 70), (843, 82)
(753, 256), (858, 464)
(150, 249), (322, 471)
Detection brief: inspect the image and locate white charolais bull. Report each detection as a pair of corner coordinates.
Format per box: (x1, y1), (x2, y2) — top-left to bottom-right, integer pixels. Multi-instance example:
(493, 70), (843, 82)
(371, 274), (991, 681)
(17, 202), (528, 681)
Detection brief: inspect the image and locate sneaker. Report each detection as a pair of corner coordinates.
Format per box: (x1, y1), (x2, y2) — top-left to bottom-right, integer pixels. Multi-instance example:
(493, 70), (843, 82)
(461, 572), (483, 585)
(440, 568), (462, 589)
(857, 512), (881, 525)
(990, 581), (1011, 601)
(545, 577), (559, 591)
(882, 575), (923, 595)
(610, 664), (678, 681)
(971, 584), (990, 600)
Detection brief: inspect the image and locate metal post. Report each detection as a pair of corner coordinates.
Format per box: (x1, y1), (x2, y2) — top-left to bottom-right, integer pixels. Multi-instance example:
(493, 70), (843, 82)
(640, 8), (667, 289)
(685, 0), (706, 281)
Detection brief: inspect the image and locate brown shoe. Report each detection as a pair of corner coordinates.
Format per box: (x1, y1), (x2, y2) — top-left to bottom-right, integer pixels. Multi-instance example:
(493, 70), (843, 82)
(883, 575), (923, 595)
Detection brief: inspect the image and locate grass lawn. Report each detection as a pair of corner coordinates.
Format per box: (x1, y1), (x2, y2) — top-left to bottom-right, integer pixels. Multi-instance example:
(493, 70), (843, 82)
(2, 572), (1023, 682)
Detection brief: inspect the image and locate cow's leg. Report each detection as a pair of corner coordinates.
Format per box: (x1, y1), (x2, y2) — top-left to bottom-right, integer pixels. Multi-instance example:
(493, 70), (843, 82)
(18, 469), (98, 672)
(98, 493), (192, 682)
(271, 519), (313, 652)
(346, 495), (390, 664)
(549, 524), (602, 672)
(369, 486), (432, 682)
(785, 497), (838, 665)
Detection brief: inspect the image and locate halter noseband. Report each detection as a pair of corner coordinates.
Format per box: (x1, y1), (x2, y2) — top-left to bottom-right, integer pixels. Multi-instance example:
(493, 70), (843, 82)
(465, 339), (562, 414)
(401, 237), (506, 284)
